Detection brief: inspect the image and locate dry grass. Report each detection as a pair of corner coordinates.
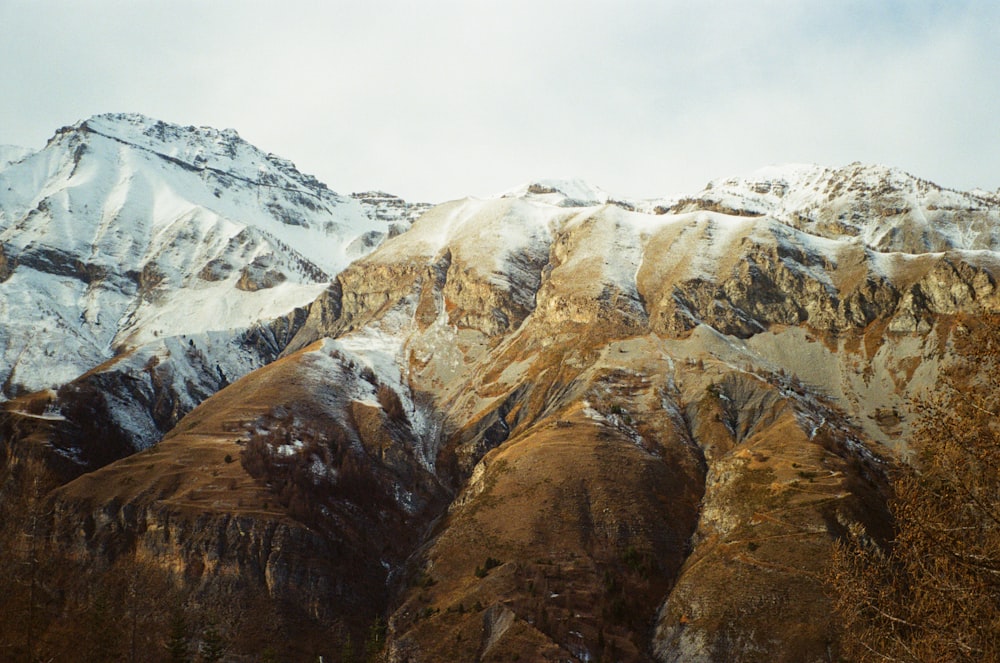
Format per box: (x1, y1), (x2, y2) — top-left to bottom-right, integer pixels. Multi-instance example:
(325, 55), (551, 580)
(56, 345), (334, 515)
(392, 399), (705, 662)
(654, 377), (889, 662)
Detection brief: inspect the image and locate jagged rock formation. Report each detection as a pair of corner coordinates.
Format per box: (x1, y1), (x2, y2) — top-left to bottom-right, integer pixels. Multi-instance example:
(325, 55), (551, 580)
(2, 120), (1000, 661)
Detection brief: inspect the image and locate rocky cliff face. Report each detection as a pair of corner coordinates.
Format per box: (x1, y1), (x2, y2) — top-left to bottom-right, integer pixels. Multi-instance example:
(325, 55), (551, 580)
(3, 140), (1000, 661)
(274, 169), (999, 661)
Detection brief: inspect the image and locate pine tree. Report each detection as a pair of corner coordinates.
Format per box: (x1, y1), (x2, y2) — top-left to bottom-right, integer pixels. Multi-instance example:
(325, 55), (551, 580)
(199, 621), (226, 663)
(16, 474), (52, 661)
(82, 593), (122, 663)
(340, 633), (356, 663)
(166, 610), (190, 663)
(364, 616), (386, 663)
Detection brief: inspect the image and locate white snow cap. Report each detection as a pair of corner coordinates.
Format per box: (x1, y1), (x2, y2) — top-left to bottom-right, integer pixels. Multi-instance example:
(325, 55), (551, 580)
(500, 178), (611, 207)
(0, 112), (413, 395)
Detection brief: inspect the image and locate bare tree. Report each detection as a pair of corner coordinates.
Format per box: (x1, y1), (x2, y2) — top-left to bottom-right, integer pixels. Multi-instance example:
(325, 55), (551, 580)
(829, 316), (1000, 662)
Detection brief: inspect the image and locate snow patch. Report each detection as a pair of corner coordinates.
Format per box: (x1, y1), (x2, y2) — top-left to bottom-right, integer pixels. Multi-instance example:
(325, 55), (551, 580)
(500, 178), (611, 207)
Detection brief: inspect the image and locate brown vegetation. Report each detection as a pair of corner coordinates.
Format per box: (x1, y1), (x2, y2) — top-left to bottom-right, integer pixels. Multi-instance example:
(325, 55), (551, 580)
(830, 316), (1000, 662)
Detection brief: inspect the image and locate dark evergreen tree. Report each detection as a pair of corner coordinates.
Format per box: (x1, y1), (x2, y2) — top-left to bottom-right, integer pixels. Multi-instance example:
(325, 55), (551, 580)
(166, 610), (190, 663)
(364, 617), (386, 663)
(340, 633), (356, 663)
(82, 593), (122, 663)
(199, 621), (225, 663)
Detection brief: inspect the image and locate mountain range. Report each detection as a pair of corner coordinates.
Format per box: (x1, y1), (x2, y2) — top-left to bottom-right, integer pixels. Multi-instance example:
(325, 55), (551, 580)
(2, 113), (999, 662)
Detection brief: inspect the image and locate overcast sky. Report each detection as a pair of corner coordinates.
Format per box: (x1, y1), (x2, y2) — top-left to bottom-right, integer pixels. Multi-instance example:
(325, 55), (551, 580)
(2, 1), (998, 202)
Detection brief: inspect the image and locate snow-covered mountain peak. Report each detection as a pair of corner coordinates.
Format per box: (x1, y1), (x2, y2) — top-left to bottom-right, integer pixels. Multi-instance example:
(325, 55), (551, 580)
(54, 112), (336, 202)
(0, 113), (428, 399)
(78, 112), (242, 147)
(704, 163), (826, 196)
(674, 162), (1000, 252)
(501, 178), (611, 207)
(6, 112), (427, 279)
(697, 162), (950, 209)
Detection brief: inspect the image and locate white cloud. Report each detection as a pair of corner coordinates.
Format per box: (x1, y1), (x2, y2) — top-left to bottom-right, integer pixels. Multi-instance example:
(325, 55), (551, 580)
(1, 0), (998, 201)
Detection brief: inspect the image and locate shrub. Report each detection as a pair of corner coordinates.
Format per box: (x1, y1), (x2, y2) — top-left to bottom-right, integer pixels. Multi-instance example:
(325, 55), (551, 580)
(475, 556), (502, 578)
(376, 384), (408, 425)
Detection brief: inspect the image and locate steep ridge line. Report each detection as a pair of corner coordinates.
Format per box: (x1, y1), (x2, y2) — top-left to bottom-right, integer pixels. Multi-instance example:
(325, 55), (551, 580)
(80, 123), (333, 201)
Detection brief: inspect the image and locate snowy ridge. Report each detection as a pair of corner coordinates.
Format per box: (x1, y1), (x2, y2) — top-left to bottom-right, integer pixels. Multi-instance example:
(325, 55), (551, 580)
(684, 162), (1000, 253)
(500, 178), (612, 207)
(354, 163), (1000, 380)
(377, 196), (557, 271)
(497, 165), (1000, 257)
(0, 145), (34, 171)
(0, 113), (425, 399)
(378, 163), (1000, 326)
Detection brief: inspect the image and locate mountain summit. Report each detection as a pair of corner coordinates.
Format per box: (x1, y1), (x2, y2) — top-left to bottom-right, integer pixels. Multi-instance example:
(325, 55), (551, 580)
(0, 113), (427, 443)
